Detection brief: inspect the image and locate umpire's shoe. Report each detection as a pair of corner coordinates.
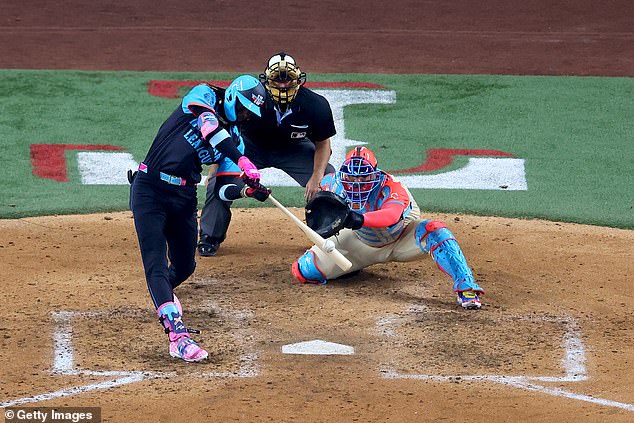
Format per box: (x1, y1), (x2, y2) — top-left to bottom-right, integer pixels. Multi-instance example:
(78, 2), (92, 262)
(198, 235), (220, 257)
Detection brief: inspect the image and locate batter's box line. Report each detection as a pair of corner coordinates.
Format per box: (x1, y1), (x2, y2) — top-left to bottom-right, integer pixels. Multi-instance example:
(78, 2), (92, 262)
(376, 307), (634, 412)
(0, 310), (259, 409)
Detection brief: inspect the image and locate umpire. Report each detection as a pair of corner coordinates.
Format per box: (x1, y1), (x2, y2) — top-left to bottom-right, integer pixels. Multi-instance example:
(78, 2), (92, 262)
(198, 52), (336, 256)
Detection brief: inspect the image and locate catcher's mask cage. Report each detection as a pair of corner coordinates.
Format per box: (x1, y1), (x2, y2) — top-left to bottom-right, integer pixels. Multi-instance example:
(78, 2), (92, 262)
(224, 75), (266, 123)
(259, 52), (306, 112)
(338, 147), (381, 210)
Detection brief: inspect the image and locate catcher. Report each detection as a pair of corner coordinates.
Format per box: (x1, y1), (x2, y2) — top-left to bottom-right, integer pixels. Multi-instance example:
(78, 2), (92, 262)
(293, 146), (485, 309)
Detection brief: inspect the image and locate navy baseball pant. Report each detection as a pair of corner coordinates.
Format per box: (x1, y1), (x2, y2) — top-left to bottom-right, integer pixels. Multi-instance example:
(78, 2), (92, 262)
(130, 175), (198, 308)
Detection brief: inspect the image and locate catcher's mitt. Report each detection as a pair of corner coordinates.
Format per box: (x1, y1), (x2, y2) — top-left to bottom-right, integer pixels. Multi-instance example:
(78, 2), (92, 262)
(305, 191), (350, 238)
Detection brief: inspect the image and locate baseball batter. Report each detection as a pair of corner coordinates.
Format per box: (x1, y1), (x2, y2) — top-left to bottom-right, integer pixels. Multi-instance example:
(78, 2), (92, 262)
(293, 147), (485, 309)
(198, 52), (336, 257)
(129, 75), (270, 362)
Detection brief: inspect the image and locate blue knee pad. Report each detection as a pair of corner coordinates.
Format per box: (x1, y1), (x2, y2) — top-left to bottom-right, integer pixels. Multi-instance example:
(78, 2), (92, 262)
(415, 220), (484, 293)
(293, 250), (327, 284)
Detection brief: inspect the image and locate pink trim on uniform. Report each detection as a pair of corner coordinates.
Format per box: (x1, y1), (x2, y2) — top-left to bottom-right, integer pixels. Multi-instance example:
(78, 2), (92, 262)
(309, 250), (327, 280)
(139, 163), (148, 173)
(187, 102), (216, 116)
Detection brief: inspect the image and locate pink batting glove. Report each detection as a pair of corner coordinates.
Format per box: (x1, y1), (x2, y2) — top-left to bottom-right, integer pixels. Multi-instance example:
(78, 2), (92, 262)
(237, 156), (260, 180)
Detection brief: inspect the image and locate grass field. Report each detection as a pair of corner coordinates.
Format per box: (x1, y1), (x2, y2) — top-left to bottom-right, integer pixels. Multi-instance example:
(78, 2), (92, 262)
(1, 70), (632, 228)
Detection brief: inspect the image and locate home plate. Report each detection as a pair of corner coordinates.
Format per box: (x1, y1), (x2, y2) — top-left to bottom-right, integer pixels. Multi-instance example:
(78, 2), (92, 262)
(281, 340), (355, 355)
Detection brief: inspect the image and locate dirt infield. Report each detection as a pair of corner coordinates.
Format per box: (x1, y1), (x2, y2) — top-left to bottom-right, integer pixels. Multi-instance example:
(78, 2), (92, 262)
(1, 1), (634, 421)
(2, 212), (633, 421)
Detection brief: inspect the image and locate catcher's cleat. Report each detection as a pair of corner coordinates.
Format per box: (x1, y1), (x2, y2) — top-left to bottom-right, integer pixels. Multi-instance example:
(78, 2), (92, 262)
(169, 336), (208, 362)
(457, 290), (481, 310)
(198, 241), (219, 257)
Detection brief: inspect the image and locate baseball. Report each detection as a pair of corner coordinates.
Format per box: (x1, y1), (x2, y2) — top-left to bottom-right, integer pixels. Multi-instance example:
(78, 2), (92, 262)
(322, 240), (336, 253)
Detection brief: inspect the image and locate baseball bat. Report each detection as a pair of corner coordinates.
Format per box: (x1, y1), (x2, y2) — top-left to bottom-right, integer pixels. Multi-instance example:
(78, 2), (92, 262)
(267, 194), (353, 271)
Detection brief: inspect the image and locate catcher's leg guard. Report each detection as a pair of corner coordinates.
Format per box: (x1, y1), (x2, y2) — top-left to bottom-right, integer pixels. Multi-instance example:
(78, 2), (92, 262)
(292, 250), (327, 284)
(157, 302), (208, 362)
(415, 220), (484, 293)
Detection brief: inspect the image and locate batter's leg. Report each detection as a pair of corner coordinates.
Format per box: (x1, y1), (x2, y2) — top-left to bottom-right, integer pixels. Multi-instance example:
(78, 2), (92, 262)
(165, 206), (198, 290)
(130, 182), (173, 308)
(199, 173), (233, 256)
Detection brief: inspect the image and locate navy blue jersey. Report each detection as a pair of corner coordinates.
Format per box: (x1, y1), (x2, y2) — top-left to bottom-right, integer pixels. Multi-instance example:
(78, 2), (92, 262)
(241, 86), (336, 149)
(141, 84), (229, 185)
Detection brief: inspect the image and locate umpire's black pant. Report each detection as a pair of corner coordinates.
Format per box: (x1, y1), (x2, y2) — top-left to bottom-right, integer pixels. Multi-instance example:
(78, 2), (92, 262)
(199, 138), (335, 245)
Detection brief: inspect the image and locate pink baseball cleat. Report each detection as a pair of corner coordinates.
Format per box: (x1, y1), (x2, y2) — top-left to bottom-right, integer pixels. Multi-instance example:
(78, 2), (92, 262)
(169, 334), (208, 362)
(158, 301), (208, 363)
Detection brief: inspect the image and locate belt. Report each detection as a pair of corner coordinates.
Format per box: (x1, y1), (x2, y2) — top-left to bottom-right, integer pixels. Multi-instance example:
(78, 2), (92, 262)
(139, 163), (188, 187)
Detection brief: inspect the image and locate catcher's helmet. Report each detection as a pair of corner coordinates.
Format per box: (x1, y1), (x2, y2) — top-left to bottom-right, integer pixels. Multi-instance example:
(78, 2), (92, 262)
(338, 147), (382, 209)
(259, 52), (306, 112)
(224, 75), (266, 123)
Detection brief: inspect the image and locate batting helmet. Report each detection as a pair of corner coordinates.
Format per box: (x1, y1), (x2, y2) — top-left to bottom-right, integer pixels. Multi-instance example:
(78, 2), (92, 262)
(259, 52), (306, 112)
(224, 75), (266, 123)
(338, 147), (382, 210)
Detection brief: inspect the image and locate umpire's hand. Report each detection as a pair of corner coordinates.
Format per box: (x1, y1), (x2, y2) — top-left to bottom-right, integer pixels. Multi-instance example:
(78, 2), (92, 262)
(305, 175), (322, 202)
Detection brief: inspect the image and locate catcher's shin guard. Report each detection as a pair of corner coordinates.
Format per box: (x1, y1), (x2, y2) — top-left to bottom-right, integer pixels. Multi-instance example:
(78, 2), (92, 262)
(292, 251), (327, 284)
(415, 220), (484, 293)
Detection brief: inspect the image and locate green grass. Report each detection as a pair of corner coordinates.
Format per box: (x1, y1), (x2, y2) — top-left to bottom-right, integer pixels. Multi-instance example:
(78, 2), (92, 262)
(0, 70), (632, 228)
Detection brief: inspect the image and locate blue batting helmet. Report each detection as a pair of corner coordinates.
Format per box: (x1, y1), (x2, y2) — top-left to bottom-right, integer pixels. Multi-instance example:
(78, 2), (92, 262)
(224, 75), (266, 123)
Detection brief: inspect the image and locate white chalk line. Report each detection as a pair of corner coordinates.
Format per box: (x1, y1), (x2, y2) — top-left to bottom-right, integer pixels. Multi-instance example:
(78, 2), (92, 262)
(1, 309), (259, 408)
(377, 309), (634, 412)
(0, 373), (148, 409)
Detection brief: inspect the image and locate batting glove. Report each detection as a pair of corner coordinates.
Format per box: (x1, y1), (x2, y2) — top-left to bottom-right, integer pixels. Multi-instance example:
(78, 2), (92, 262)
(240, 181), (271, 202)
(237, 156), (260, 181)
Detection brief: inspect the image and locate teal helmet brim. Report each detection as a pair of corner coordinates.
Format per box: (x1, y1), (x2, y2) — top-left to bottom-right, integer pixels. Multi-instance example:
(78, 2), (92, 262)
(237, 91), (262, 117)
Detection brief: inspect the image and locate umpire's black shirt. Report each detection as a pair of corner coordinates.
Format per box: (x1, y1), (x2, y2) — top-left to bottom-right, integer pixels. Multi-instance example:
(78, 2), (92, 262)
(241, 87), (336, 149)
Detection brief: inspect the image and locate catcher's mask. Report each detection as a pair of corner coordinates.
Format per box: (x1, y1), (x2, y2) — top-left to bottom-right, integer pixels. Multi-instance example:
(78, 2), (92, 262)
(338, 147), (381, 210)
(259, 52), (306, 112)
(224, 75), (266, 123)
